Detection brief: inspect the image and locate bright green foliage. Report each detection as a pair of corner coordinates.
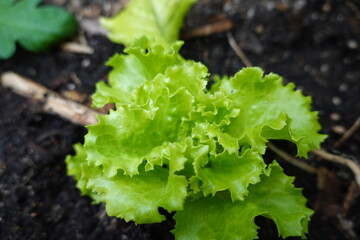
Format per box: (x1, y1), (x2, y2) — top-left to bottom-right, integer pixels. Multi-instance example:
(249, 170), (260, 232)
(173, 162), (313, 240)
(100, 0), (196, 47)
(71, 146), (188, 223)
(91, 38), (185, 108)
(0, 0), (77, 59)
(216, 68), (326, 158)
(65, 143), (101, 203)
(66, 39), (325, 239)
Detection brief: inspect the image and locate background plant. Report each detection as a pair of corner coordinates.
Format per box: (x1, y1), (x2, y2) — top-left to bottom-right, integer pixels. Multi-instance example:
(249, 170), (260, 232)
(0, 0), (77, 59)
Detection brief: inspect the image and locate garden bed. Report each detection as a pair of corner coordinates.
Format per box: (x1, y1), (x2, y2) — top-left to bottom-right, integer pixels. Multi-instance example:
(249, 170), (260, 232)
(1, 0), (359, 239)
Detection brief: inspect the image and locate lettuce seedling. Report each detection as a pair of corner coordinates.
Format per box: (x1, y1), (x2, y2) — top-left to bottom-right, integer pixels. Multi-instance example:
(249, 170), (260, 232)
(66, 37), (326, 239)
(66, 0), (326, 239)
(0, 0), (77, 59)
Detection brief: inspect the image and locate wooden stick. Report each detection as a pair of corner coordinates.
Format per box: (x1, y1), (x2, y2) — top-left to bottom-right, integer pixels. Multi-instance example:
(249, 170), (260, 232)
(0, 72), (99, 126)
(182, 18), (233, 39)
(269, 141), (360, 188)
(61, 42), (94, 54)
(267, 142), (318, 174)
(342, 181), (359, 216)
(312, 149), (360, 187)
(226, 31), (253, 67)
(333, 116), (360, 148)
(346, 0), (360, 19)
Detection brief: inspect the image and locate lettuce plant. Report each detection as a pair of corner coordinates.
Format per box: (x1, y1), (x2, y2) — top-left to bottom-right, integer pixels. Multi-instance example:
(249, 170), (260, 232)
(66, 37), (326, 239)
(66, 0), (326, 239)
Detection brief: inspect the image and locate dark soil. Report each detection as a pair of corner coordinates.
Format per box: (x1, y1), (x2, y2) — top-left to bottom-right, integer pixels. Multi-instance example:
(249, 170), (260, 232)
(1, 0), (360, 239)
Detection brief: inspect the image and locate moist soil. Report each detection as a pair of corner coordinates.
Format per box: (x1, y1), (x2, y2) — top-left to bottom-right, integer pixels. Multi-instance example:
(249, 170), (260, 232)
(1, 0), (360, 239)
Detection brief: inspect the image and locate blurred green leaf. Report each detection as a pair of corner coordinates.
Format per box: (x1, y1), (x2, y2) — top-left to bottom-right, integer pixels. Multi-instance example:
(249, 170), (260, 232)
(0, 0), (77, 59)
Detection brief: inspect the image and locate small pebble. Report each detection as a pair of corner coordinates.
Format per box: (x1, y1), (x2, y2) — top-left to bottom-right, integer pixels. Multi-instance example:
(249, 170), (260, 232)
(330, 112), (341, 121)
(322, 3), (331, 12)
(320, 64), (329, 73)
(266, 2), (275, 11)
(332, 125), (346, 134)
(247, 7), (255, 18)
(255, 24), (265, 34)
(293, 0), (306, 11)
(67, 83), (76, 90)
(81, 58), (91, 68)
(332, 96), (342, 105)
(30, 212), (37, 217)
(347, 40), (358, 49)
(121, 235), (129, 240)
(339, 84), (348, 92)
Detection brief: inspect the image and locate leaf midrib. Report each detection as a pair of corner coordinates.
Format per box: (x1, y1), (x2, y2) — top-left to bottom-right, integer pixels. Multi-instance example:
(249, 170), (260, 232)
(148, 0), (167, 41)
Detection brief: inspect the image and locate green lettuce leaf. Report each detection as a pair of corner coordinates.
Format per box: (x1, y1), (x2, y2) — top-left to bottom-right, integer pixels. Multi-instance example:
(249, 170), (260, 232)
(86, 78), (194, 177)
(85, 164), (188, 224)
(66, 144), (188, 224)
(0, 0), (77, 59)
(216, 67), (327, 157)
(91, 38), (184, 107)
(65, 143), (101, 203)
(173, 162), (313, 240)
(194, 149), (266, 201)
(100, 0), (196, 47)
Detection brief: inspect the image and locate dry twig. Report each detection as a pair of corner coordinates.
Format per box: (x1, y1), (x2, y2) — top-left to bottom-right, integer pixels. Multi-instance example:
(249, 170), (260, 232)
(312, 149), (360, 187)
(346, 0), (360, 20)
(182, 18), (233, 39)
(268, 142), (360, 188)
(61, 42), (94, 54)
(266, 142), (318, 174)
(226, 32), (253, 67)
(333, 116), (360, 148)
(0, 72), (99, 126)
(343, 181), (360, 216)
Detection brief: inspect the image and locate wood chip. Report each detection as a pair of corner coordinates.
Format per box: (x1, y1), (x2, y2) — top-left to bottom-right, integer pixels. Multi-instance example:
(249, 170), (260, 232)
(61, 42), (94, 54)
(80, 18), (108, 36)
(182, 18), (233, 39)
(0, 72), (99, 126)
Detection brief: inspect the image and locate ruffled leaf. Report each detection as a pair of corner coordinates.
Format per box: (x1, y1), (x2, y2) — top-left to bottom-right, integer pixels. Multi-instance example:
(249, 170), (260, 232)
(173, 162), (313, 240)
(65, 143), (101, 203)
(195, 149), (266, 201)
(217, 67), (326, 157)
(84, 164), (188, 224)
(67, 145), (188, 224)
(86, 80), (194, 177)
(92, 38), (184, 107)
